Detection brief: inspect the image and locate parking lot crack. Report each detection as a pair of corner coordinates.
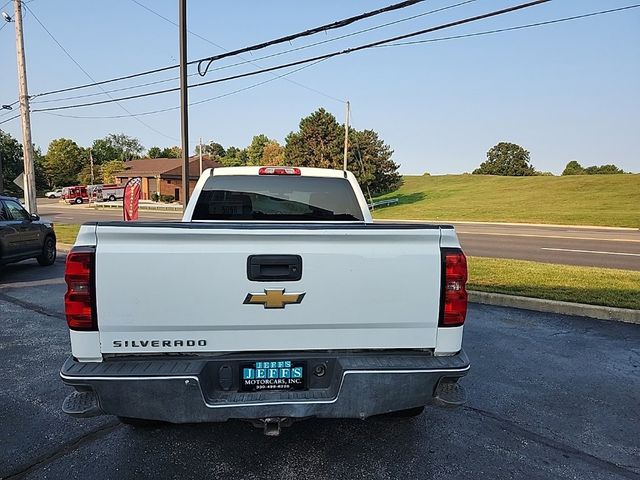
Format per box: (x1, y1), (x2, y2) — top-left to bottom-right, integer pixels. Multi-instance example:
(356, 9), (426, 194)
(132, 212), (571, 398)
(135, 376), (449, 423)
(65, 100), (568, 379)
(1, 420), (121, 480)
(464, 405), (640, 479)
(0, 292), (65, 321)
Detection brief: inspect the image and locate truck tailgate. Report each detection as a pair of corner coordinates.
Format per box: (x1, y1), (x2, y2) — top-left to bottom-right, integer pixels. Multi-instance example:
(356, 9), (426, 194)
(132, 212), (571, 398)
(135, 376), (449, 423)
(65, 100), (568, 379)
(93, 223), (444, 354)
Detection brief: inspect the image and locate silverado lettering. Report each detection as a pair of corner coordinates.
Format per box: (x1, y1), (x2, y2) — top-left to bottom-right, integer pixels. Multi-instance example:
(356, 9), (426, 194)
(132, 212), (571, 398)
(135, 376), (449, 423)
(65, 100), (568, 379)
(112, 340), (207, 348)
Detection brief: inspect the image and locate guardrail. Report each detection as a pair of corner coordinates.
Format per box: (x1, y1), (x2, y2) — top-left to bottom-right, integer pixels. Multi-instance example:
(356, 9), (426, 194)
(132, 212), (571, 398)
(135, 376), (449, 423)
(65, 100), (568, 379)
(93, 202), (183, 212)
(368, 198), (399, 210)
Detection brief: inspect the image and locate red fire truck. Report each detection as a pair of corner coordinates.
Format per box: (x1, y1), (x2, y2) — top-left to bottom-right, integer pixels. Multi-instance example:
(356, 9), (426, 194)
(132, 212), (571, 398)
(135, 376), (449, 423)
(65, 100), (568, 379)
(62, 186), (89, 204)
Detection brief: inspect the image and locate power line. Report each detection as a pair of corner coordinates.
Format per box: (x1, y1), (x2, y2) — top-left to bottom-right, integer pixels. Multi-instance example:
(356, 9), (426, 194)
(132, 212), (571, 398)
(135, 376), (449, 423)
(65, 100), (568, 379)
(30, 0), (476, 107)
(194, 0), (429, 76)
(200, 0), (478, 75)
(30, 74), (184, 104)
(30, 0), (429, 99)
(31, 0), (554, 113)
(23, 3), (177, 141)
(130, 0), (345, 104)
(0, 114), (20, 125)
(40, 58), (330, 120)
(381, 3), (640, 46)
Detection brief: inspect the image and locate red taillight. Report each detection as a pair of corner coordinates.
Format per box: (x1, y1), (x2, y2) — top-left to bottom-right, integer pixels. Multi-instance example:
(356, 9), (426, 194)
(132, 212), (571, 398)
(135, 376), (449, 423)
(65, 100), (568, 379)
(440, 249), (468, 327)
(64, 247), (96, 331)
(258, 166), (301, 176)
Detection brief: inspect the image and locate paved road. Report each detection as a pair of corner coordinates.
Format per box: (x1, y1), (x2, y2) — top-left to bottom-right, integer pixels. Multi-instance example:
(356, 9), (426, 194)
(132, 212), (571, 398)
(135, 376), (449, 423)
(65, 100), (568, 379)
(454, 222), (640, 271)
(35, 199), (640, 269)
(1, 260), (638, 479)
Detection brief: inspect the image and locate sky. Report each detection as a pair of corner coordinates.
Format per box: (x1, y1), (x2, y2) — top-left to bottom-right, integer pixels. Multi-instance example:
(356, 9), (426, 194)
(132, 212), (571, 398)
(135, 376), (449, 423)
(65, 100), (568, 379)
(0, 0), (638, 175)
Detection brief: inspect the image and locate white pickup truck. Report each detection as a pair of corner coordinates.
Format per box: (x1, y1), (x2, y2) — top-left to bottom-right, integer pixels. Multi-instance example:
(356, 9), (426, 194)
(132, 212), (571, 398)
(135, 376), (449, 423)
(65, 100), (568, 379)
(61, 166), (469, 434)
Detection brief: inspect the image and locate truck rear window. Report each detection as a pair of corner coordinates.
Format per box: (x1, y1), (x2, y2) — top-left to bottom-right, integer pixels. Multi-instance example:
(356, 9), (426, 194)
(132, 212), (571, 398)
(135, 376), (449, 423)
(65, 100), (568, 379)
(192, 175), (364, 221)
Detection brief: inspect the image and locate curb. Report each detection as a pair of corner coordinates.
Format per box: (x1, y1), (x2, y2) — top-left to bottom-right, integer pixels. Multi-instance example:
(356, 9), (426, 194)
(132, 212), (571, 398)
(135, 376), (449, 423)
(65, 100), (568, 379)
(468, 290), (640, 325)
(57, 243), (73, 253)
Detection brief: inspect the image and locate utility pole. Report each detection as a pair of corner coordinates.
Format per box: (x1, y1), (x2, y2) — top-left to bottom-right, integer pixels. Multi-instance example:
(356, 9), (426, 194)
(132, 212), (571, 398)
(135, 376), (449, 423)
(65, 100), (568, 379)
(178, 0), (189, 210)
(89, 149), (95, 185)
(13, 0), (37, 214)
(343, 101), (350, 172)
(199, 137), (203, 175)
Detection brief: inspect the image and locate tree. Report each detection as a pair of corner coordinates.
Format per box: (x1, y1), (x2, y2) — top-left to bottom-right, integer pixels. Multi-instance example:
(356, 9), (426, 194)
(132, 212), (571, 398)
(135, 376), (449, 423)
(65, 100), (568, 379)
(33, 146), (48, 191)
(284, 108), (402, 195)
(0, 131), (24, 195)
(147, 146), (162, 158)
(43, 138), (87, 187)
(77, 164), (103, 185)
(562, 160), (584, 175)
(284, 108), (343, 169)
(0, 131), (48, 193)
(148, 146), (180, 158)
(261, 140), (285, 166)
(91, 133), (144, 163)
(473, 142), (536, 176)
(246, 134), (271, 165)
(202, 141), (225, 158)
(349, 129), (402, 195)
(102, 160), (127, 184)
(220, 146), (248, 166)
(585, 164), (625, 175)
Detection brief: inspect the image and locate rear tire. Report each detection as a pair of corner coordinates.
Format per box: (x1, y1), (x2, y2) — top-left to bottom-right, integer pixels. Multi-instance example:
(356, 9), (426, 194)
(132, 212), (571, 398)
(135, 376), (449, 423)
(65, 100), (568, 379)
(117, 416), (164, 427)
(108, 195), (116, 201)
(75, 197), (83, 204)
(37, 236), (57, 266)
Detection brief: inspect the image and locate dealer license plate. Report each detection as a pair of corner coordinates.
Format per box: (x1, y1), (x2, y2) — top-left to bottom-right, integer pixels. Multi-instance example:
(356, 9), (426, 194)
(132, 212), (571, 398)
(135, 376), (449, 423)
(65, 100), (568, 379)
(240, 360), (305, 391)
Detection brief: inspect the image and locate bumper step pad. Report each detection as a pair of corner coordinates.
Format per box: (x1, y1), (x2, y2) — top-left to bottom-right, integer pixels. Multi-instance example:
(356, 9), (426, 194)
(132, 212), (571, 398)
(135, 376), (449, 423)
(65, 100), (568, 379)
(62, 391), (102, 417)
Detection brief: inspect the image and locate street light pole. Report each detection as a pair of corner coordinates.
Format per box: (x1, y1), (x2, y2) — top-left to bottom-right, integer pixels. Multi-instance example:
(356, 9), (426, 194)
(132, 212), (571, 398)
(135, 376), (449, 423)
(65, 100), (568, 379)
(13, 0), (37, 214)
(179, 0), (189, 210)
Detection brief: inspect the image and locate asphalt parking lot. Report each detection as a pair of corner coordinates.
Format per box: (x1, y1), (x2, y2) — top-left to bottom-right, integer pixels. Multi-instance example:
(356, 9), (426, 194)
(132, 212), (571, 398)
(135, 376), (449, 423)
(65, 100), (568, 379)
(0, 258), (638, 480)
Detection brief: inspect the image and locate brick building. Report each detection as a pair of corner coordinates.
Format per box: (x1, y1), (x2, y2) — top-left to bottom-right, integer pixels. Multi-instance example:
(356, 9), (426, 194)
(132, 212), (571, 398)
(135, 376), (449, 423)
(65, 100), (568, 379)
(113, 157), (221, 201)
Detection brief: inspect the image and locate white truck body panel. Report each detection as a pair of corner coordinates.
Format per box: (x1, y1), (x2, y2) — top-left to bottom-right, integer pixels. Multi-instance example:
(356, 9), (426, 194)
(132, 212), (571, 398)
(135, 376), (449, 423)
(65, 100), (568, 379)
(92, 224), (444, 355)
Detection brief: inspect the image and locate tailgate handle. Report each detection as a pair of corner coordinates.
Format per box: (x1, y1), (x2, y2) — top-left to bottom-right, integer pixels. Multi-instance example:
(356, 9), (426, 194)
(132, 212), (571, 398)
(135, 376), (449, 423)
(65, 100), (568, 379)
(247, 255), (302, 282)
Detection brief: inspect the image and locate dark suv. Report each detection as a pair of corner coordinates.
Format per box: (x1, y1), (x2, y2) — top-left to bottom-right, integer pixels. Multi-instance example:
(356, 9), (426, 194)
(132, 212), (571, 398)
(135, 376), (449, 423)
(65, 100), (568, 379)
(0, 195), (57, 267)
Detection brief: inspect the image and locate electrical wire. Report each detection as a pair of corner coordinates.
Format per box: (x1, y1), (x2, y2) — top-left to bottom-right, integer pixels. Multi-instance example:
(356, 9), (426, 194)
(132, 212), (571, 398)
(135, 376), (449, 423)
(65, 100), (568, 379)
(31, 0), (553, 113)
(381, 3), (640, 46)
(29, 0), (429, 99)
(30, 0), (476, 107)
(23, 3), (178, 140)
(346, 108), (375, 207)
(40, 58), (330, 120)
(130, 0), (345, 104)
(193, 0), (429, 76)
(0, 114), (20, 125)
(30, 74), (185, 104)
(200, 0), (478, 75)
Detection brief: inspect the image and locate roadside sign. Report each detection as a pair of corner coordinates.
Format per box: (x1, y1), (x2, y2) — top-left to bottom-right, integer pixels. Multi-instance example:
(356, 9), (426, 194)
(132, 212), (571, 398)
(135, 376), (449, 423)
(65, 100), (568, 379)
(123, 177), (142, 221)
(13, 172), (25, 190)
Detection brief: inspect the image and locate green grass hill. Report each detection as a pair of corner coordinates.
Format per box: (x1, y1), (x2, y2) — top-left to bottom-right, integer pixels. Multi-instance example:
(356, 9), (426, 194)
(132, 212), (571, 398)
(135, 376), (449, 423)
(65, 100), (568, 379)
(373, 174), (640, 228)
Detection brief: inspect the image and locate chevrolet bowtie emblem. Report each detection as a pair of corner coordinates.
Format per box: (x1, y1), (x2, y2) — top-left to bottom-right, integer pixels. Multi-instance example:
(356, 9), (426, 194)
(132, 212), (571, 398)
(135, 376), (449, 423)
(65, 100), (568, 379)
(243, 289), (306, 309)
